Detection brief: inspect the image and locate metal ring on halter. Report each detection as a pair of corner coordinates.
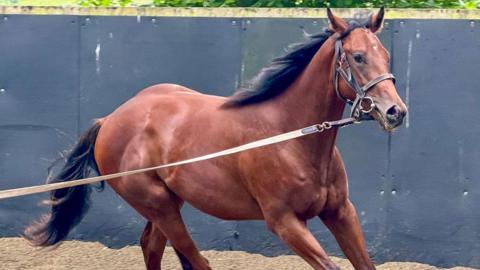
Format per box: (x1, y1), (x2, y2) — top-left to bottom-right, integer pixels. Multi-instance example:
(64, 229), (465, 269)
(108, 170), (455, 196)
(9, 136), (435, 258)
(359, 96), (375, 114)
(315, 124), (325, 133)
(323, 122), (332, 130)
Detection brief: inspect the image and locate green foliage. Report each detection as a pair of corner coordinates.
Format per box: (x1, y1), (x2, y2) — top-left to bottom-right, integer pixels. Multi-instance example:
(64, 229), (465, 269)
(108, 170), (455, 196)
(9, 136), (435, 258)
(76, 0), (480, 8)
(79, 0), (131, 6)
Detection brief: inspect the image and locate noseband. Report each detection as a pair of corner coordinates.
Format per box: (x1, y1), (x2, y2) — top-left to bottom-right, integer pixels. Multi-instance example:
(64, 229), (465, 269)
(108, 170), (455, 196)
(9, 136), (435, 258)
(333, 38), (395, 120)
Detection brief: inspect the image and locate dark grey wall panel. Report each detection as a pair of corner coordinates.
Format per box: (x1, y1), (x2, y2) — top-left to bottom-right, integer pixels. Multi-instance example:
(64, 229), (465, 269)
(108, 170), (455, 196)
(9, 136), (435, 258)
(0, 14), (478, 268)
(239, 18), (328, 82)
(0, 15), (79, 235)
(79, 16), (242, 129)
(388, 19), (480, 267)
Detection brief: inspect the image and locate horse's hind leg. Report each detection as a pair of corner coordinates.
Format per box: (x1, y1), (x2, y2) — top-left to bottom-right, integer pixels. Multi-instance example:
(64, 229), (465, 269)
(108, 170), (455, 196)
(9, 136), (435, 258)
(140, 221), (194, 270)
(107, 173), (209, 270)
(140, 221), (167, 270)
(156, 205), (211, 270)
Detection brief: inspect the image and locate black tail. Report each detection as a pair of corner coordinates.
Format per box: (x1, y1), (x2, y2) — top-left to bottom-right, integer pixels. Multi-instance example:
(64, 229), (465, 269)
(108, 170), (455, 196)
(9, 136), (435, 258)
(23, 120), (103, 246)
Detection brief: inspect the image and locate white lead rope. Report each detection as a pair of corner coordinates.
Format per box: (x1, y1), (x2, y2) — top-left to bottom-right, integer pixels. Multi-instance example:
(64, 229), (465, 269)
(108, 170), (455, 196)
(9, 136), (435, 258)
(0, 120), (356, 200)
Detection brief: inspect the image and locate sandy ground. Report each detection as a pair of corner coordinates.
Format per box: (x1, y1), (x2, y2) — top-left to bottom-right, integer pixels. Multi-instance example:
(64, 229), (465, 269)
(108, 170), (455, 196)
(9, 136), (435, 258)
(0, 237), (476, 270)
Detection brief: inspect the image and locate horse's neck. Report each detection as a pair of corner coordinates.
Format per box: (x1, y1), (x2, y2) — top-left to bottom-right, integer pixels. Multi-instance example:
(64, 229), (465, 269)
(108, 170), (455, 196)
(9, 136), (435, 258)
(261, 38), (346, 159)
(267, 38), (345, 129)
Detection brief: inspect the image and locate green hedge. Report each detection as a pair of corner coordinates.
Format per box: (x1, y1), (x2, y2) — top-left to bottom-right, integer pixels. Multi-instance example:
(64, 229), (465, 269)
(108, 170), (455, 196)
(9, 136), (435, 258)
(78, 0), (480, 8)
(0, 0), (478, 8)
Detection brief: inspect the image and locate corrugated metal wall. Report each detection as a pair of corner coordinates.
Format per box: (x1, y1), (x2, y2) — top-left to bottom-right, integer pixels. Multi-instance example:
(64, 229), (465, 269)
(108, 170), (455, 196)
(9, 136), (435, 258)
(0, 11), (478, 267)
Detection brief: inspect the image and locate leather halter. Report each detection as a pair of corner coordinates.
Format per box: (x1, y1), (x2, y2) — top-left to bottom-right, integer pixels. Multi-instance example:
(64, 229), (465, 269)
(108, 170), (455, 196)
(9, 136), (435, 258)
(334, 38), (396, 119)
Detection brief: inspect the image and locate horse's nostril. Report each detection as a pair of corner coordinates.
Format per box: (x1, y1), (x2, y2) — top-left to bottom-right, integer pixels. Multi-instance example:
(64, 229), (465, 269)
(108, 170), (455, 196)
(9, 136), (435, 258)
(385, 105), (406, 127)
(386, 105), (400, 118)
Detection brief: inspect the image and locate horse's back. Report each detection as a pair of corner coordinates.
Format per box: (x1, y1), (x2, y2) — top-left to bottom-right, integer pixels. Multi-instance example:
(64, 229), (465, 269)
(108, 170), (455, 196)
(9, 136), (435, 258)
(137, 83), (199, 96)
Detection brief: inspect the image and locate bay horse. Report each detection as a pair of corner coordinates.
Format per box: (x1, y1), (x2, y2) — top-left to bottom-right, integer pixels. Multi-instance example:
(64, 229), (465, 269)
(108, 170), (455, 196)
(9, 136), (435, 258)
(24, 8), (407, 270)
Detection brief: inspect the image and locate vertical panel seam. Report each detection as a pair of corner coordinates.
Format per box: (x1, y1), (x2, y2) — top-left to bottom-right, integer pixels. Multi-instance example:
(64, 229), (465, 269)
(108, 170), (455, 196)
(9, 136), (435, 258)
(76, 15), (81, 137)
(238, 18), (247, 90)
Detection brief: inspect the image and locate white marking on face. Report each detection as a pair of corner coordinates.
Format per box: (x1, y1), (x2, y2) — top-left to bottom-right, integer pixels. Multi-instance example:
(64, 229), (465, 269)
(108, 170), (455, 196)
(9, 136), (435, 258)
(369, 33), (390, 59)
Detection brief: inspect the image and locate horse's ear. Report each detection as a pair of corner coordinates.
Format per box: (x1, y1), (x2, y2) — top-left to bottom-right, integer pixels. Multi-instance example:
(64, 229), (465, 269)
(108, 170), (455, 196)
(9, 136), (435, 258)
(369, 7), (385, 33)
(327, 8), (347, 33)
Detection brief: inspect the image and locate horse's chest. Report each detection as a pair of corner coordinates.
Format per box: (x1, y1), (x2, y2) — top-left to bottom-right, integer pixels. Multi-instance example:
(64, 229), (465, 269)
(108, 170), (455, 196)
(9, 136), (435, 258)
(289, 183), (346, 220)
(292, 187), (328, 219)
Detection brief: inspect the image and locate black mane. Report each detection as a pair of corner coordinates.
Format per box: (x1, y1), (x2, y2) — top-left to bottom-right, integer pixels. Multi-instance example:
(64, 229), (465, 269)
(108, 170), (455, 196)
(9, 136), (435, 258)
(224, 21), (368, 107)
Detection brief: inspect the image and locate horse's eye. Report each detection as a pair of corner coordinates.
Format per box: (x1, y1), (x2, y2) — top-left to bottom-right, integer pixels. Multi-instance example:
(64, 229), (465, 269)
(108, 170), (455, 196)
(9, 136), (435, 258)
(353, 54), (364, 64)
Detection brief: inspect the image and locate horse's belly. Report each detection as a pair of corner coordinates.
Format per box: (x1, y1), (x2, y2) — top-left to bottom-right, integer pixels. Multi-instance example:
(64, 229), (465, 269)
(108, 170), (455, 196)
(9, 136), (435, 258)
(164, 169), (264, 221)
(186, 194), (264, 221)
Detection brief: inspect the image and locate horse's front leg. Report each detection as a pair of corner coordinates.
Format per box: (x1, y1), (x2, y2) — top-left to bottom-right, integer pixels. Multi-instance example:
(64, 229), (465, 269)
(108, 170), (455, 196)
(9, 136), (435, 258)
(319, 200), (376, 270)
(265, 211), (339, 270)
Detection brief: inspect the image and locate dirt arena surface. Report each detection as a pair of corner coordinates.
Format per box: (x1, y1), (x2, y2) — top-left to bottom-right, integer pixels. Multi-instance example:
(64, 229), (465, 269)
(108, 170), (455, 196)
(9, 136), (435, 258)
(0, 237), (476, 270)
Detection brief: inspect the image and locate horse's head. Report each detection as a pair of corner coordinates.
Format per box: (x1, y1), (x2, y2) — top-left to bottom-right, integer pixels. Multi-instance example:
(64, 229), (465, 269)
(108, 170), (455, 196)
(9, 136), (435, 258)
(328, 8), (407, 131)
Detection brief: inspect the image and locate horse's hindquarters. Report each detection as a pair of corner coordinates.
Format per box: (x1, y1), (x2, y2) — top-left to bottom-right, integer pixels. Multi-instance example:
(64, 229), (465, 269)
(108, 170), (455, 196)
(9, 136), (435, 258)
(94, 84), (264, 222)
